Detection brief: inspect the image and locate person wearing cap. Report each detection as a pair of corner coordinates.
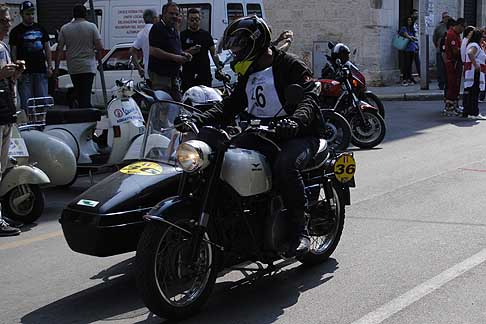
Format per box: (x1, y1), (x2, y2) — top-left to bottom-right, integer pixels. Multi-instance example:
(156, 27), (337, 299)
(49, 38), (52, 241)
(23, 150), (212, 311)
(54, 5), (103, 108)
(444, 18), (465, 115)
(9, 1), (51, 111)
(433, 12), (450, 90)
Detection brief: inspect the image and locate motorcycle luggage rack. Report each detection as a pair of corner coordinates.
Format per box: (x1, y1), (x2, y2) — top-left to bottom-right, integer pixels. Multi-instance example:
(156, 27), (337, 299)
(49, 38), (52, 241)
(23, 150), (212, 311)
(25, 96), (54, 127)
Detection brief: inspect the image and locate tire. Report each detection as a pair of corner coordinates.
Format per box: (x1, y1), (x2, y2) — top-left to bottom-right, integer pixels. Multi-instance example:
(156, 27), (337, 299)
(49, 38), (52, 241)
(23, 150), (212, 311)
(320, 110), (352, 151)
(2, 184), (45, 224)
(135, 217), (219, 320)
(349, 108), (386, 149)
(299, 187), (345, 265)
(364, 92), (385, 119)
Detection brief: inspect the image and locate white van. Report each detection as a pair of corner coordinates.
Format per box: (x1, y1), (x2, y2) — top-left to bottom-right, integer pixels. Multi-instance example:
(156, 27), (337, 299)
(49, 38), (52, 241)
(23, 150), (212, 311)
(57, 0), (265, 107)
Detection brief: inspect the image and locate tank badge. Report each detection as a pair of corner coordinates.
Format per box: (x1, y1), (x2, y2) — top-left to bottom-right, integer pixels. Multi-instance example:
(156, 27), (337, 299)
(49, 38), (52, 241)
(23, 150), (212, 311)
(77, 199), (100, 207)
(120, 161), (163, 176)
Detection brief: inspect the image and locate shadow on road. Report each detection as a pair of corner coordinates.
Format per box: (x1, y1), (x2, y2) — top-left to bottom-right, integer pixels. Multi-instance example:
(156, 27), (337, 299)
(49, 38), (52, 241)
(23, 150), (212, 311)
(21, 256), (338, 324)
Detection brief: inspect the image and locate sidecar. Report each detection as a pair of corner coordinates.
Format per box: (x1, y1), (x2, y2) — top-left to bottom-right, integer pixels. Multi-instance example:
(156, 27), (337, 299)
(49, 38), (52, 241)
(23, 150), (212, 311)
(60, 100), (186, 257)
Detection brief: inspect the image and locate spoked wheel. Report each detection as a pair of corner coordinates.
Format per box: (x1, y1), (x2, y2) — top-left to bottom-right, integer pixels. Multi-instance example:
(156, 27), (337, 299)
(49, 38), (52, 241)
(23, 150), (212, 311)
(349, 108), (386, 149)
(135, 217), (219, 320)
(320, 110), (351, 151)
(298, 186), (345, 265)
(3, 184), (44, 224)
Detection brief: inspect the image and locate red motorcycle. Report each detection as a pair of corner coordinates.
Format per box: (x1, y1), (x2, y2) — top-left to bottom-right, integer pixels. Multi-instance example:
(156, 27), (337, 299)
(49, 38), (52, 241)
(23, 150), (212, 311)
(319, 59), (386, 149)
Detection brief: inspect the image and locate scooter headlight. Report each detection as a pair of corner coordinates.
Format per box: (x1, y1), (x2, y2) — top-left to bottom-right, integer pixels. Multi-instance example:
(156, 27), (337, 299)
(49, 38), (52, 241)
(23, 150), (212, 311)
(176, 140), (212, 172)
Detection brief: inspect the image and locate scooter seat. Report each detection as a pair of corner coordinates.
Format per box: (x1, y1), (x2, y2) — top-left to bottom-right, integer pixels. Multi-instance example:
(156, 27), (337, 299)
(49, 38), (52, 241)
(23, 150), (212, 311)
(46, 109), (102, 125)
(304, 139), (329, 172)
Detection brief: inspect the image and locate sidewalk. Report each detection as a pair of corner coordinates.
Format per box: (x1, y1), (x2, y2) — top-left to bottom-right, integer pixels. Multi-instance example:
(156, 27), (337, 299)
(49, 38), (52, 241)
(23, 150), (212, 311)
(369, 82), (446, 101)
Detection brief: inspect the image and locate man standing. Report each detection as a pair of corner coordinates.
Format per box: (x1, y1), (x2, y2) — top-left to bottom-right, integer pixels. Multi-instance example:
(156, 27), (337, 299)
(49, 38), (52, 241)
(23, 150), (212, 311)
(411, 8), (421, 79)
(149, 2), (191, 100)
(129, 9), (158, 82)
(54, 5), (103, 108)
(433, 12), (450, 90)
(9, 1), (51, 111)
(180, 8), (220, 91)
(0, 6), (24, 236)
(444, 18), (465, 114)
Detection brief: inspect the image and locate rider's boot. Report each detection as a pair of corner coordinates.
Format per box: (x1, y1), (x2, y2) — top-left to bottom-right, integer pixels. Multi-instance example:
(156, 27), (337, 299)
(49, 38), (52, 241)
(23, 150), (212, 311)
(287, 209), (310, 257)
(442, 100), (456, 116)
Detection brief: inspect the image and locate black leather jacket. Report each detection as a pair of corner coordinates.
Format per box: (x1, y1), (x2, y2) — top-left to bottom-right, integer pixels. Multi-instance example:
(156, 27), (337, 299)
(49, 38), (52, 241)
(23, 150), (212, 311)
(192, 47), (321, 137)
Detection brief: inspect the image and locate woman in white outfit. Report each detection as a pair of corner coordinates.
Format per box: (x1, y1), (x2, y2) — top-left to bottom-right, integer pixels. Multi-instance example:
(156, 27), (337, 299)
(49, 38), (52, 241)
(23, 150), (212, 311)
(463, 29), (486, 118)
(460, 26), (475, 63)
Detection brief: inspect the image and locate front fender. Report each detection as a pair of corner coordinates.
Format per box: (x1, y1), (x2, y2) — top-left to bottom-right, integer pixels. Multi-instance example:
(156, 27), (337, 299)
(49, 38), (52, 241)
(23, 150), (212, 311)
(144, 196), (201, 223)
(0, 165), (50, 196)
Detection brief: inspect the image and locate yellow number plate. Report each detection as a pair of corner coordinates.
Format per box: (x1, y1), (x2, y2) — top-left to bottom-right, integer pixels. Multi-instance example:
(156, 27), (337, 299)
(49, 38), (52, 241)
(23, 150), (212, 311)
(120, 161), (163, 176)
(333, 153), (356, 183)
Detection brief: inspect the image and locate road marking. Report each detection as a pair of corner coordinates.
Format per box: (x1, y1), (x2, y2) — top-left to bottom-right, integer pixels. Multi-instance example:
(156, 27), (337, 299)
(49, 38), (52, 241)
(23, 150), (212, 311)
(0, 231), (63, 251)
(351, 247), (486, 324)
(459, 168), (486, 173)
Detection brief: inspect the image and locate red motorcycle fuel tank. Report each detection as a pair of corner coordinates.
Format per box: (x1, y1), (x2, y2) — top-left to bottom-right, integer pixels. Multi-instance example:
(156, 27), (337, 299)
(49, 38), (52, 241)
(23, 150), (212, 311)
(319, 79), (343, 97)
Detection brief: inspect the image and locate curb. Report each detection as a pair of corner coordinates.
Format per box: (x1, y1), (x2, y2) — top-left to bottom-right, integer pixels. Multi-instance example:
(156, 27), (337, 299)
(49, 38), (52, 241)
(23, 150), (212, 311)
(378, 93), (445, 101)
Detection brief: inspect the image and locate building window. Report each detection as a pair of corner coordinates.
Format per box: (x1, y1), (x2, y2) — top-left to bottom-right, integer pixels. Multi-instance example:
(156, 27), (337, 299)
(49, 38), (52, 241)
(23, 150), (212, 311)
(247, 4), (262, 17)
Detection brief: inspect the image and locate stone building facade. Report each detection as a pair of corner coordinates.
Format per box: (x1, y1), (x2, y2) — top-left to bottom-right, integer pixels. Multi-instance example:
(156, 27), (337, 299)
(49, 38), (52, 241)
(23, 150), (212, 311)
(263, 0), (485, 85)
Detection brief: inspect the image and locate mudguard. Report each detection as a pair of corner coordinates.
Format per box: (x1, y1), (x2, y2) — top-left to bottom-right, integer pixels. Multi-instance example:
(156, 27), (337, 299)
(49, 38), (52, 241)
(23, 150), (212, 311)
(145, 196), (202, 223)
(332, 180), (352, 206)
(0, 165), (50, 196)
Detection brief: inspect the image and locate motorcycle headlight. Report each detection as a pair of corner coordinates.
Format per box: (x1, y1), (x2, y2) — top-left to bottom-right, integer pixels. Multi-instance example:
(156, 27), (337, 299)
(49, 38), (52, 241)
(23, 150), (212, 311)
(176, 140), (212, 172)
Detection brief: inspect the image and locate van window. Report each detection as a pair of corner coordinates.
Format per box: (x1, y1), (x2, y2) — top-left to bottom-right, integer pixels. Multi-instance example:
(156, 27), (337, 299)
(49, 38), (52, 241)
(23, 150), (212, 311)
(227, 3), (244, 24)
(246, 4), (263, 17)
(179, 4), (212, 34)
(103, 47), (130, 71)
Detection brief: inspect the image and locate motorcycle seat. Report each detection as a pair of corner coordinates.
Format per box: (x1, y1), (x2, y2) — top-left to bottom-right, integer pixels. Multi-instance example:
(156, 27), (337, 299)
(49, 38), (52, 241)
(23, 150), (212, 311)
(304, 139), (329, 172)
(46, 109), (102, 125)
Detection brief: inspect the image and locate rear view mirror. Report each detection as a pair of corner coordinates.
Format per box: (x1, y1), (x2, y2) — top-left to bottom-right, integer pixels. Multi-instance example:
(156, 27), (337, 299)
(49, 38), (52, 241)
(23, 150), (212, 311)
(284, 84), (304, 106)
(328, 41), (335, 50)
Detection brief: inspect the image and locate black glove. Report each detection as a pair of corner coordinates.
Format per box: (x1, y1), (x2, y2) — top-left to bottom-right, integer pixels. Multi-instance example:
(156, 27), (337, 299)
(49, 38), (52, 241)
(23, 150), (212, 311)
(275, 118), (299, 140)
(173, 114), (194, 133)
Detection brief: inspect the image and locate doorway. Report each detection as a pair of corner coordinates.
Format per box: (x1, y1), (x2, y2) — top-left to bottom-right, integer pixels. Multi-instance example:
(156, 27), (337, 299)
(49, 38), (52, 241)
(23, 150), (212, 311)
(464, 0), (478, 26)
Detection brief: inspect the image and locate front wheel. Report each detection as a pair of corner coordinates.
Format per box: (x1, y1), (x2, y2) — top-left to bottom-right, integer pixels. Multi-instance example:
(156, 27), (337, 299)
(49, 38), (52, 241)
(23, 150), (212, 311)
(299, 186), (345, 265)
(364, 92), (385, 119)
(349, 109), (386, 149)
(135, 217), (219, 320)
(2, 184), (45, 224)
(320, 110), (352, 151)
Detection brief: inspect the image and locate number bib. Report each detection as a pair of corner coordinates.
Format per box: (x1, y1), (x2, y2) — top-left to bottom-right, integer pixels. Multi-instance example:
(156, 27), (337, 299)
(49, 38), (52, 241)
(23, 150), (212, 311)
(245, 67), (284, 118)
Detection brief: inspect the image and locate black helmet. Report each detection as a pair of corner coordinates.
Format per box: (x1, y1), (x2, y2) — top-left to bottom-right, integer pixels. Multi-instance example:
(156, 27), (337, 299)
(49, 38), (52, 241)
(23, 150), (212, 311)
(331, 43), (351, 63)
(222, 15), (272, 76)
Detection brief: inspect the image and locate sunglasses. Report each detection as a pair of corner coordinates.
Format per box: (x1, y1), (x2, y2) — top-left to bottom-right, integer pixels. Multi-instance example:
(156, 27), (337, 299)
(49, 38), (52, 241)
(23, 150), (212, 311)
(190, 18), (200, 22)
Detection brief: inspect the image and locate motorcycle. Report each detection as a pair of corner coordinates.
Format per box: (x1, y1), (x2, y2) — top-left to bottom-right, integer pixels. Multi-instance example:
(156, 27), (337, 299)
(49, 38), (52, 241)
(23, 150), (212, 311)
(319, 59), (386, 149)
(43, 79), (145, 175)
(4, 121), (50, 224)
(322, 42), (385, 118)
(134, 88), (356, 320)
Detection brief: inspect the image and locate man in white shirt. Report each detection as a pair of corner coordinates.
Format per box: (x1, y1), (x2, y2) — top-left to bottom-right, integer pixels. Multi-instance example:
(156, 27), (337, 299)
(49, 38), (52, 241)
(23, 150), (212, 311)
(129, 9), (158, 81)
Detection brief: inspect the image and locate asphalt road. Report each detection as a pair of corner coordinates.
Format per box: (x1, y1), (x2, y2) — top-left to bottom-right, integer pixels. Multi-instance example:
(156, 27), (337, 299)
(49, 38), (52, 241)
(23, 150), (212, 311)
(3, 101), (486, 324)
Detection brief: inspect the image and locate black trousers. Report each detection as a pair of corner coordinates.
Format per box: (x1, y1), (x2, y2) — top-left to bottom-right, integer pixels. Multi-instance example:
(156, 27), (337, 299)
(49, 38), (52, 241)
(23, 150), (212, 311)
(234, 134), (319, 213)
(71, 73), (95, 108)
(181, 72), (212, 92)
(463, 71), (481, 117)
(401, 51), (415, 81)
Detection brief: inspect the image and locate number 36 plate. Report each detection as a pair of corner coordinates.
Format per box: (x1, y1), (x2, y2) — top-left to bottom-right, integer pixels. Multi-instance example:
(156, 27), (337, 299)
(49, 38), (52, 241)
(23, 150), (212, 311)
(333, 153), (356, 183)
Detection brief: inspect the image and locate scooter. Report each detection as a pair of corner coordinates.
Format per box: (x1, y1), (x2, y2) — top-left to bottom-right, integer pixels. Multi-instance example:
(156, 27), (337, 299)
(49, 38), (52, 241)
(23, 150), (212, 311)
(43, 78), (145, 174)
(3, 121), (50, 224)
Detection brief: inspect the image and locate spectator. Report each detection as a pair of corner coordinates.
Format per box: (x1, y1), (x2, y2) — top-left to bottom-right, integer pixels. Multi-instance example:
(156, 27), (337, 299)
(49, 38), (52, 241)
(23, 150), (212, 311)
(129, 9), (158, 82)
(444, 18), (465, 114)
(9, 1), (51, 111)
(433, 12), (450, 89)
(411, 9), (421, 77)
(0, 6), (24, 236)
(460, 26), (475, 64)
(54, 5), (103, 108)
(479, 26), (486, 102)
(462, 29), (486, 118)
(180, 8), (221, 92)
(148, 2), (191, 100)
(399, 16), (419, 86)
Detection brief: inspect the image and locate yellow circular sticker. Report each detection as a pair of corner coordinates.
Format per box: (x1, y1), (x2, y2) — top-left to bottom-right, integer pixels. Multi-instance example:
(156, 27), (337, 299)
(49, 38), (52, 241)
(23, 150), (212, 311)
(120, 161), (163, 176)
(333, 153), (356, 183)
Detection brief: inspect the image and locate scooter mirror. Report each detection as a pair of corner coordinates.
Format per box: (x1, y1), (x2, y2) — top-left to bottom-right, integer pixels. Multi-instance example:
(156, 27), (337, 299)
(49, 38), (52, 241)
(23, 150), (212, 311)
(328, 41), (335, 49)
(353, 48), (357, 55)
(335, 58), (342, 66)
(284, 84), (304, 106)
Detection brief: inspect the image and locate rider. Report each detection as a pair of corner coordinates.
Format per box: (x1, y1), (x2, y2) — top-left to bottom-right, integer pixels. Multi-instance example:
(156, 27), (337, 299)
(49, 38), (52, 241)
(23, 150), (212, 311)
(321, 42), (350, 79)
(175, 16), (321, 256)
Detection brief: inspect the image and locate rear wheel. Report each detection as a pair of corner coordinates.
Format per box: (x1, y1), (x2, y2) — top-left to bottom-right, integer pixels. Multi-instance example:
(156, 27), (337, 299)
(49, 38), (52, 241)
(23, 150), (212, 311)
(135, 217), (219, 320)
(320, 110), (351, 151)
(299, 186), (345, 265)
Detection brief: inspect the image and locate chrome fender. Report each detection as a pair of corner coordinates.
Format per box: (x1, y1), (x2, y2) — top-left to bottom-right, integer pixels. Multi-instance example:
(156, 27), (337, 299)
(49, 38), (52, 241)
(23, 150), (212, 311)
(0, 165), (50, 196)
(21, 130), (77, 186)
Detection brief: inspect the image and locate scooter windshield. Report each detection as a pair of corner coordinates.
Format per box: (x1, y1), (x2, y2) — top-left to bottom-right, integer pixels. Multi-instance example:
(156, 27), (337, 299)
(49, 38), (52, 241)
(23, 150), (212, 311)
(141, 101), (193, 166)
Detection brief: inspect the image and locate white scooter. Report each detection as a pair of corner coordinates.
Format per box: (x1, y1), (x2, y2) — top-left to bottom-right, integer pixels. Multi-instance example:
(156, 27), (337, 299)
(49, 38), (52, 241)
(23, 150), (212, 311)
(4, 121), (50, 224)
(43, 79), (145, 176)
